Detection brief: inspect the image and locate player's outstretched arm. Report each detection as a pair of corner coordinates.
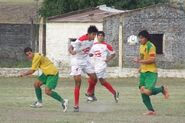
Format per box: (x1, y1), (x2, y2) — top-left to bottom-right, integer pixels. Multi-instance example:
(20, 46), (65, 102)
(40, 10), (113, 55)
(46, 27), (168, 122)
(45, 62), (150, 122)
(20, 69), (35, 77)
(105, 53), (116, 63)
(68, 45), (76, 55)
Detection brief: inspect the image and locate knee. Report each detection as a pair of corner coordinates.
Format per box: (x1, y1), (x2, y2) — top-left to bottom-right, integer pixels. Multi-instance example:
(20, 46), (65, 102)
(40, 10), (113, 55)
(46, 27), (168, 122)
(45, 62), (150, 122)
(75, 81), (81, 87)
(141, 88), (152, 96)
(45, 88), (52, 95)
(34, 81), (41, 88)
(99, 79), (105, 85)
(91, 76), (98, 83)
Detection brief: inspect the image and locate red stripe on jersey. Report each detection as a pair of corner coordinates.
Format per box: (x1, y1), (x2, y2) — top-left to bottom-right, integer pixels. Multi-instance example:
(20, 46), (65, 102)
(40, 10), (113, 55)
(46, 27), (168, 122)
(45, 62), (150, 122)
(79, 34), (89, 41)
(106, 44), (113, 51)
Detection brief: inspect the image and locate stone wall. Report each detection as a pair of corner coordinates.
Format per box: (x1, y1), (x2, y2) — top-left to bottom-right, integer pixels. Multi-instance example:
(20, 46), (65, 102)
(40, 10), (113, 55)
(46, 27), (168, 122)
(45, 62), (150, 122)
(103, 4), (185, 69)
(0, 24), (38, 67)
(103, 15), (120, 66)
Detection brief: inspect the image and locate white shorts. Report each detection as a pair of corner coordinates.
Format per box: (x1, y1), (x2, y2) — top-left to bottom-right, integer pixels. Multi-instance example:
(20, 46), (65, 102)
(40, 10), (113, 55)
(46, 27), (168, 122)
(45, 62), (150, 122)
(95, 68), (106, 79)
(70, 64), (95, 76)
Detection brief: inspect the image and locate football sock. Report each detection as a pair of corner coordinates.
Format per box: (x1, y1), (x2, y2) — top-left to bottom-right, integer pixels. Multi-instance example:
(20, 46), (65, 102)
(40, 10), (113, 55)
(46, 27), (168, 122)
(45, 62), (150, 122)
(50, 91), (64, 103)
(87, 78), (96, 95)
(35, 87), (42, 103)
(151, 86), (163, 95)
(141, 94), (154, 111)
(102, 81), (116, 95)
(74, 86), (80, 107)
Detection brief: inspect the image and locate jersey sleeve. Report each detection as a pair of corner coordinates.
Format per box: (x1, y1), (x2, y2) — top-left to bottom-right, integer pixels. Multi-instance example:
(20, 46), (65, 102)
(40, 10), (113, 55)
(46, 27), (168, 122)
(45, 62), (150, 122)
(107, 44), (115, 54)
(149, 46), (156, 58)
(31, 54), (41, 70)
(71, 39), (82, 52)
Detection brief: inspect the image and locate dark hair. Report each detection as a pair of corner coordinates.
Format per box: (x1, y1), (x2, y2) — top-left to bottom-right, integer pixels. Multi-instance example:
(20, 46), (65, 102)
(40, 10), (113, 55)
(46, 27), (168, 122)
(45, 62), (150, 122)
(97, 31), (105, 37)
(87, 25), (98, 34)
(138, 30), (150, 40)
(24, 47), (32, 54)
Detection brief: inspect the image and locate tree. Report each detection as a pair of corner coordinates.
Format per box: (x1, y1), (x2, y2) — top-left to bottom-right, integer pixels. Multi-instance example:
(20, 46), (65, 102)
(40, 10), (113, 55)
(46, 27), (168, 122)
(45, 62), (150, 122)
(39, 0), (168, 17)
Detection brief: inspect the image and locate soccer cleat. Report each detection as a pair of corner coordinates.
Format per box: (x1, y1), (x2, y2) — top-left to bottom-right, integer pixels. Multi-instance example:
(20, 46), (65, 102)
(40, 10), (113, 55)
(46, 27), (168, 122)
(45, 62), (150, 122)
(143, 111), (156, 116)
(30, 101), (43, 108)
(85, 93), (97, 102)
(73, 106), (79, 112)
(61, 99), (68, 112)
(114, 91), (119, 103)
(162, 86), (169, 99)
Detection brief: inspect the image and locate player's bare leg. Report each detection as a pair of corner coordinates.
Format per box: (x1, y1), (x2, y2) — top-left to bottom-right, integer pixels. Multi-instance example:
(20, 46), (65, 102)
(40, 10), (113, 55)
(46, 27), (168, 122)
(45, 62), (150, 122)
(73, 75), (81, 112)
(99, 78), (119, 103)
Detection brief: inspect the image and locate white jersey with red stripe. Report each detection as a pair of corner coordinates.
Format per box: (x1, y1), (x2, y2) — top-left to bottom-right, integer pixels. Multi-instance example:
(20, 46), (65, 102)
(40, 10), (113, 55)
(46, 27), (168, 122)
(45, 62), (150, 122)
(70, 34), (94, 66)
(90, 42), (115, 71)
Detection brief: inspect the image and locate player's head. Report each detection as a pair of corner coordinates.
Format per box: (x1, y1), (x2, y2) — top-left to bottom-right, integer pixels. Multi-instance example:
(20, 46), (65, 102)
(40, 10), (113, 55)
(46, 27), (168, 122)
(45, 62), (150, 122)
(24, 47), (34, 60)
(87, 25), (98, 40)
(138, 30), (150, 45)
(97, 31), (105, 42)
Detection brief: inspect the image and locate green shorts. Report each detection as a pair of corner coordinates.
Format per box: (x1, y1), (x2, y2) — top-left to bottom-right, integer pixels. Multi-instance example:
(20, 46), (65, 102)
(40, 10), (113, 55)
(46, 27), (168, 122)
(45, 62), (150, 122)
(38, 73), (59, 89)
(139, 72), (158, 90)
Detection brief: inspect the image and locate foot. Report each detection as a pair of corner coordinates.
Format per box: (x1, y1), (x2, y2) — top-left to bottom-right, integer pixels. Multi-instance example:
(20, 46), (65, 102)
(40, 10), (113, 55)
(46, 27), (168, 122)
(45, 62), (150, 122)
(73, 106), (79, 112)
(61, 99), (68, 112)
(114, 91), (119, 103)
(30, 101), (43, 108)
(143, 111), (156, 116)
(162, 86), (169, 99)
(85, 93), (97, 102)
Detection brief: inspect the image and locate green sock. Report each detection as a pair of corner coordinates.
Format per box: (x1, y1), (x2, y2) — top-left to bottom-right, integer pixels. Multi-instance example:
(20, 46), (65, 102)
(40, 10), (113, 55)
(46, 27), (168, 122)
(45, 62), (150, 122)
(50, 91), (64, 103)
(151, 86), (163, 95)
(35, 88), (42, 103)
(141, 94), (154, 111)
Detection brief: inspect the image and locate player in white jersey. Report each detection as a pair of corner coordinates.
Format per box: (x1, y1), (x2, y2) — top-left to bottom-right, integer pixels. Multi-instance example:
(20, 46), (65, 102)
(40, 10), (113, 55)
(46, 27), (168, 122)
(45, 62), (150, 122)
(90, 31), (119, 103)
(68, 25), (98, 112)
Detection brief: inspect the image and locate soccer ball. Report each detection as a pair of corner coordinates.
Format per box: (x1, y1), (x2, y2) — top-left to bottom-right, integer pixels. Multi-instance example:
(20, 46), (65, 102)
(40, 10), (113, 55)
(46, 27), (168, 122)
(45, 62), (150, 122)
(127, 35), (139, 45)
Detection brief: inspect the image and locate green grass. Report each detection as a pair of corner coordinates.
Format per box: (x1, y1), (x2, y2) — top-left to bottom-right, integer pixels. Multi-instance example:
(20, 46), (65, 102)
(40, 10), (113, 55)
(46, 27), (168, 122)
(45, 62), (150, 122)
(0, 77), (185, 123)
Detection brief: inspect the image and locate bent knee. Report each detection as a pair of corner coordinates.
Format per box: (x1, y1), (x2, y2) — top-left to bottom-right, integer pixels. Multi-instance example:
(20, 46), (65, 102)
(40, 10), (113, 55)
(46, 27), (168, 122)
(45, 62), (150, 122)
(34, 81), (42, 88)
(45, 88), (52, 95)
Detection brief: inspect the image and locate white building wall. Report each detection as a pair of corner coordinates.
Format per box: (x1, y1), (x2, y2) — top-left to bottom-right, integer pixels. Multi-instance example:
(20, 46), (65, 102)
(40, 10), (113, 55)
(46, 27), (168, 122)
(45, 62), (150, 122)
(46, 22), (102, 67)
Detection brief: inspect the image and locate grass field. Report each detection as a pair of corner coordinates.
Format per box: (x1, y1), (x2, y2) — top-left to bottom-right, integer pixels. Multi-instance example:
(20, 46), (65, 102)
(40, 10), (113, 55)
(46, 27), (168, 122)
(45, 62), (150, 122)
(0, 77), (185, 123)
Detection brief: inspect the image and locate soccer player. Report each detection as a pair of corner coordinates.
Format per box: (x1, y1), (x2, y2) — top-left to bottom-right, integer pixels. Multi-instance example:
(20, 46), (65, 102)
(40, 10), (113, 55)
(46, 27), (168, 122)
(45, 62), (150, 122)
(20, 47), (68, 112)
(133, 30), (169, 115)
(89, 31), (119, 102)
(68, 25), (98, 112)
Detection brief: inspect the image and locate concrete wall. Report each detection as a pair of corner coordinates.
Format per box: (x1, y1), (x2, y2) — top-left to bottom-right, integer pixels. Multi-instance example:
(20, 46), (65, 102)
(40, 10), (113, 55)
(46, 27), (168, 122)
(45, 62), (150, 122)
(104, 4), (185, 69)
(0, 24), (38, 67)
(46, 22), (103, 67)
(1, 67), (185, 78)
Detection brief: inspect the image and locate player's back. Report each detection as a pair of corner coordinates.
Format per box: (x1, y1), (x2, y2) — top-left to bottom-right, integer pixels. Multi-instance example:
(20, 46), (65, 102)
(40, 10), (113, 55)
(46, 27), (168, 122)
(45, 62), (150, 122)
(33, 53), (58, 75)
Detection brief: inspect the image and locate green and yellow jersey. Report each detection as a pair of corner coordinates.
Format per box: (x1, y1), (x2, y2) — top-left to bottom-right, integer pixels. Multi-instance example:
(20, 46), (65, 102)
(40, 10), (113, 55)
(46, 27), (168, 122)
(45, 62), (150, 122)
(31, 53), (58, 75)
(139, 41), (157, 73)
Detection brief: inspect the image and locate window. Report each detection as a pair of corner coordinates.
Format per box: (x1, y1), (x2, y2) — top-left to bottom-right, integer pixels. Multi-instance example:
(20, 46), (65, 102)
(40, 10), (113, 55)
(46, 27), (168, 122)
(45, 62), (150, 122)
(150, 34), (163, 54)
